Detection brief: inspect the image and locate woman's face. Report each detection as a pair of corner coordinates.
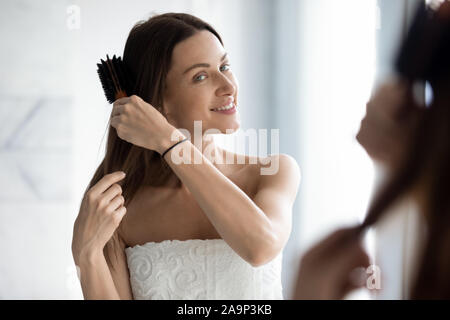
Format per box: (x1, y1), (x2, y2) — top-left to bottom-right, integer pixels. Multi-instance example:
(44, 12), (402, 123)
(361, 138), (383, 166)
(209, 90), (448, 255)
(163, 30), (240, 135)
(356, 80), (418, 170)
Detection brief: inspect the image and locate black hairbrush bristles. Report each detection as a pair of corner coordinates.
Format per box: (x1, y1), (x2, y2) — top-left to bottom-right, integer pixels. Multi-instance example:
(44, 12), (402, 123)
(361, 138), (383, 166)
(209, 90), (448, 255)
(97, 54), (133, 103)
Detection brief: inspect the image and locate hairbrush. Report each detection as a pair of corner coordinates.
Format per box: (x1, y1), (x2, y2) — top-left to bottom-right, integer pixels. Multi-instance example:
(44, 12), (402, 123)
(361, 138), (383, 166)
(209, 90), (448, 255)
(395, 0), (450, 83)
(97, 54), (133, 103)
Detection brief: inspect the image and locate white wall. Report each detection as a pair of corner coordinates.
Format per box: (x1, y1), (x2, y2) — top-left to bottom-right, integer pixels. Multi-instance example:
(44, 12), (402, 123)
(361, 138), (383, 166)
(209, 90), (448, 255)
(0, 0), (76, 299)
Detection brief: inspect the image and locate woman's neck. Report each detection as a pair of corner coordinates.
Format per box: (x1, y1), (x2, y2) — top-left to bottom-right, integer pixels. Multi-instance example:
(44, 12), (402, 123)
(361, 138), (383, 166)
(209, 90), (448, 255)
(185, 132), (224, 165)
(163, 132), (228, 191)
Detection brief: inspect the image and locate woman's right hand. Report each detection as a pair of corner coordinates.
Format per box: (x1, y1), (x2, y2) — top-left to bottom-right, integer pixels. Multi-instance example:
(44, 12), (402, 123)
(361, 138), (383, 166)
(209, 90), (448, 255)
(72, 171), (127, 265)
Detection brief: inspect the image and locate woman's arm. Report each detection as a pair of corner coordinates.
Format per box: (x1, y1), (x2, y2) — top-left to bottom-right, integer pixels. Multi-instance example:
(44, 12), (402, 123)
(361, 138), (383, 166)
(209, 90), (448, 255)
(76, 248), (121, 300)
(159, 128), (301, 267)
(109, 96), (301, 267)
(72, 171), (133, 300)
(74, 232), (133, 300)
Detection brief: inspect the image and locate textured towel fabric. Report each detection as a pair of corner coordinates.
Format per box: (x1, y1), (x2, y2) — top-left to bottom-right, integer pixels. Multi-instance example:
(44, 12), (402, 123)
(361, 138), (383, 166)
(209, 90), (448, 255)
(125, 238), (283, 300)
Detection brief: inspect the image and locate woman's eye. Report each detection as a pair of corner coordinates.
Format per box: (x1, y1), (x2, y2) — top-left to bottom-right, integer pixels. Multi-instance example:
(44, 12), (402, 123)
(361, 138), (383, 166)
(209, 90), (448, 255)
(193, 64), (231, 82)
(220, 64), (231, 71)
(194, 74), (206, 82)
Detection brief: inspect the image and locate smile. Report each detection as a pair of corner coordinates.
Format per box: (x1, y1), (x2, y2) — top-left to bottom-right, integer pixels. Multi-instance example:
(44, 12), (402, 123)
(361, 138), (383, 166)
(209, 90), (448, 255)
(210, 102), (237, 114)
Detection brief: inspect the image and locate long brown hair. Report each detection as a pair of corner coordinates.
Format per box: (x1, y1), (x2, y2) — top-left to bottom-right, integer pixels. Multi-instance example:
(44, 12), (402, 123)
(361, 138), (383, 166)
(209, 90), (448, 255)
(84, 13), (223, 208)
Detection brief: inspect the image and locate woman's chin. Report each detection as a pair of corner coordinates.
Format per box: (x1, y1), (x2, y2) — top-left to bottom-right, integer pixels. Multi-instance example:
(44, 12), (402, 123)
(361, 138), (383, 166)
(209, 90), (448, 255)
(221, 122), (240, 134)
(221, 128), (239, 134)
(205, 119), (239, 134)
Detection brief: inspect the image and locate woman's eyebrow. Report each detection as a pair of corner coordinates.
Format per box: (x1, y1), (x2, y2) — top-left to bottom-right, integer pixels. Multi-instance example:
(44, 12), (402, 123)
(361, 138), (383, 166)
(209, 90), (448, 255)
(182, 52), (228, 75)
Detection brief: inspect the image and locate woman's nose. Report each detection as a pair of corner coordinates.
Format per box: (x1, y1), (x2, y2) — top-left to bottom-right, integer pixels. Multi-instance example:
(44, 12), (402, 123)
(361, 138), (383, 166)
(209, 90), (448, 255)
(217, 74), (236, 95)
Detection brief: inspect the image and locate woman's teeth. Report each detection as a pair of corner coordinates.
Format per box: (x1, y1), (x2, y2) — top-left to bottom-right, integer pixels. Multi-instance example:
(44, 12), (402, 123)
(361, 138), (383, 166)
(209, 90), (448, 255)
(212, 103), (234, 111)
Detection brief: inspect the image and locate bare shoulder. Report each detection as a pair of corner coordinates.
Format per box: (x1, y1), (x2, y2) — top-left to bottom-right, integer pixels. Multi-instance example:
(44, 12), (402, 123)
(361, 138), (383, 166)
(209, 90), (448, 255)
(256, 154), (301, 200)
(223, 150), (301, 193)
(244, 153), (301, 177)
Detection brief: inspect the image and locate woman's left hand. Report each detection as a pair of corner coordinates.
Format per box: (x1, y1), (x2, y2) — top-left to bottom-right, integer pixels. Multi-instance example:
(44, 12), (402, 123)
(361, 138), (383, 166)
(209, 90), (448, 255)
(294, 226), (370, 300)
(110, 95), (175, 154)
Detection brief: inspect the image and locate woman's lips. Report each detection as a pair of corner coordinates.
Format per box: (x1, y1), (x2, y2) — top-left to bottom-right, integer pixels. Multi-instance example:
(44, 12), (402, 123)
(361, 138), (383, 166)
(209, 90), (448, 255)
(211, 104), (237, 114)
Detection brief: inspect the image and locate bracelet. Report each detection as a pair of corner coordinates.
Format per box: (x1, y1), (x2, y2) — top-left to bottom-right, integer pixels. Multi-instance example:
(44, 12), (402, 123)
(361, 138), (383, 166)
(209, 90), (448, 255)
(161, 137), (189, 159)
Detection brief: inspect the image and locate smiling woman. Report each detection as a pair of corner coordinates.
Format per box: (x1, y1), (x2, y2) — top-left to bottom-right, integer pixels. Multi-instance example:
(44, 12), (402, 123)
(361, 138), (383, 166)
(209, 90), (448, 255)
(71, 12), (300, 300)
(90, 13), (240, 207)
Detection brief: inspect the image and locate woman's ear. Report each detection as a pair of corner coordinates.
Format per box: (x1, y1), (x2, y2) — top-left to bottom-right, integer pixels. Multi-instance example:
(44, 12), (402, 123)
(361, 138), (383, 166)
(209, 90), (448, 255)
(161, 100), (177, 127)
(161, 85), (172, 117)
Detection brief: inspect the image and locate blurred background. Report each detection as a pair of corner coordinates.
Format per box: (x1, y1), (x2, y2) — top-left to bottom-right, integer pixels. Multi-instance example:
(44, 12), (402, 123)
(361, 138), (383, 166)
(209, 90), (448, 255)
(0, 0), (423, 299)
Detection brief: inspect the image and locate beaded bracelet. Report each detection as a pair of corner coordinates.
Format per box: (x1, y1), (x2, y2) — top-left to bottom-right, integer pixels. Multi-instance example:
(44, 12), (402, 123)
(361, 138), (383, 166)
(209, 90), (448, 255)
(161, 137), (189, 159)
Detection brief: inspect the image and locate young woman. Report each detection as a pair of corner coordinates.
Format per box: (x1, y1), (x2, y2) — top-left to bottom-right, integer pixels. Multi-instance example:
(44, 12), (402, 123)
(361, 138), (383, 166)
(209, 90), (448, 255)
(71, 13), (300, 300)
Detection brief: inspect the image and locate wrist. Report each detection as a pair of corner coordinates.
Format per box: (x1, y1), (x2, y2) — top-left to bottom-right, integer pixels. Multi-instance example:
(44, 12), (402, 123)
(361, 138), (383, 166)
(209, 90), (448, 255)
(157, 124), (187, 155)
(76, 245), (104, 267)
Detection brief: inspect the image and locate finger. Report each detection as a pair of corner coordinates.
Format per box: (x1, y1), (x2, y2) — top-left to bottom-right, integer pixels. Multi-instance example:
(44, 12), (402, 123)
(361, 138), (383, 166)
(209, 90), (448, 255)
(341, 274), (369, 299)
(111, 103), (125, 118)
(335, 242), (371, 284)
(343, 265), (372, 298)
(107, 194), (125, 212)
(114, 97), (131, 106)
(356, 245), (371, 268)
(348, 267), (368, 288)
(102, 185), (123, 205)
(326, 242), (370, 298)
(335, 240), (370, 269)
(115, 204), (127, 216)
(110, 205), (127, 227)
(337, 266), (369, 299)
(110, 115), (121, 128)
(89, 171), (126, 197)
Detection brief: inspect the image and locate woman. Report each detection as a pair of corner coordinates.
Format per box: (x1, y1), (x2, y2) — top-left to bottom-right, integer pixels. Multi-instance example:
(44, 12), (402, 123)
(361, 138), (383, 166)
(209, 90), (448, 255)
(71, 13), (301, 300)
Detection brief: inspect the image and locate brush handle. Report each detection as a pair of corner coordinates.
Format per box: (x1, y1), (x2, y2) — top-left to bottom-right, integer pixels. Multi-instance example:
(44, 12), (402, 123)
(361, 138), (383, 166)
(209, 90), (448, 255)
(115, 90), (128, 100)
